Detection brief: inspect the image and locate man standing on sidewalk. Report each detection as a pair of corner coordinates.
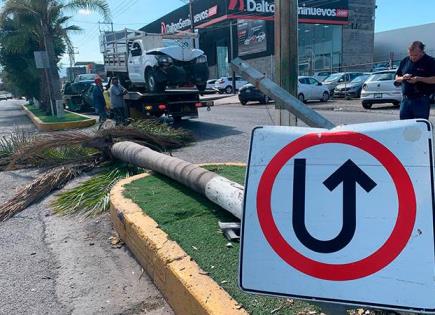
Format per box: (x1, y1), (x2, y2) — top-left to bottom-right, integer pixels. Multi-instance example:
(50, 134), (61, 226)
(395, 41), (435, 120)
(109, 77), (128, 125)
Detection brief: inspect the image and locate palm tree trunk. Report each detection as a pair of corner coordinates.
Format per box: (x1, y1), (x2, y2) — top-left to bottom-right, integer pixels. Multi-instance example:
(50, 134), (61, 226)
(41, 22), (62, 115)
(111, 141), (244, 219)
(38, 72), (50, 113)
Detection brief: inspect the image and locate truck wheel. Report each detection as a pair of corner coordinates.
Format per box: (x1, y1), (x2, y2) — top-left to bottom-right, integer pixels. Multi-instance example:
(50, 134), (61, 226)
(146, 69), (165, 93)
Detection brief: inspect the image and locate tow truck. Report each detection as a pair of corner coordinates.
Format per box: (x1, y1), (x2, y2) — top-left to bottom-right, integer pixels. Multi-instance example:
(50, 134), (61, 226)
(100, 29), (213, 121)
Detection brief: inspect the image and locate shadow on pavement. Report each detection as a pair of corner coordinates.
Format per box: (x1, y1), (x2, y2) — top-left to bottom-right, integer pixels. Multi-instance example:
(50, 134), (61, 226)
(174, 120), (243, 141)
(0, 114), (31, 127)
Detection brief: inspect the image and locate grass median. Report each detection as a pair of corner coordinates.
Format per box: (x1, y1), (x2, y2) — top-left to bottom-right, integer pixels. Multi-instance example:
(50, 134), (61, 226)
(123, 164), (318, 315)
(25, 104), (88, 123)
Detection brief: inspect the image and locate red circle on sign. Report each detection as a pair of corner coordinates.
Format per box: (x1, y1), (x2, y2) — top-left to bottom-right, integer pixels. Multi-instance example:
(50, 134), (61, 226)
(257, 131), (416, 281)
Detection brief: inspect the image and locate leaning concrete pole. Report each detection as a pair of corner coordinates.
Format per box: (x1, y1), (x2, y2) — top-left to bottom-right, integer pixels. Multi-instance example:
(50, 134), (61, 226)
(111, 141), (244, 219)
(231, 58), (335, 129)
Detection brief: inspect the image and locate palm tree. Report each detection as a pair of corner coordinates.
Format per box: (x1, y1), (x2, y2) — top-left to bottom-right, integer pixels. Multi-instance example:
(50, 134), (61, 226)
(0, 15), (42, 99)
(0, 128), (244, 221)
(111, 141), (244, 219)
(0, 0), (111, 113)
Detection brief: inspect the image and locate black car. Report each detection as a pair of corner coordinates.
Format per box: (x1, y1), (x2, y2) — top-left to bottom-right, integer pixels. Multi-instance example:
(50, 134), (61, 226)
(238, 84), (271, 105)
(62, 80), (94, 112)
(333, 74), (370, 99)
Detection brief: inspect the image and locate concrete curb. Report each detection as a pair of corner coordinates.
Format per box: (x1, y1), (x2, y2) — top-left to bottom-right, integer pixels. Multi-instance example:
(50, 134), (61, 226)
(109, 163), (247, 315)
(22, 105), (96, 131)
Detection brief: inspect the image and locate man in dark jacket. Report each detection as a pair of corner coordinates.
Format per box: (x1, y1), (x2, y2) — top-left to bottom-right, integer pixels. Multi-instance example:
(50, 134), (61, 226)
(109, 77), (128, 126)
(93, 78), (107, 127)
(395, 41), (435, 120)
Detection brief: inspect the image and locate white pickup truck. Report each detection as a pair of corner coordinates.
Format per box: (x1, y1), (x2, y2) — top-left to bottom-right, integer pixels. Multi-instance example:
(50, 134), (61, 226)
(100, 29), (209, 93)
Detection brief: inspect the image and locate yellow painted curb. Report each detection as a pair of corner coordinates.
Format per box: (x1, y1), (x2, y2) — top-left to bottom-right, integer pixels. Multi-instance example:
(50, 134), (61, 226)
(110, 163), (247, 315)
(22, 104), (96, 131)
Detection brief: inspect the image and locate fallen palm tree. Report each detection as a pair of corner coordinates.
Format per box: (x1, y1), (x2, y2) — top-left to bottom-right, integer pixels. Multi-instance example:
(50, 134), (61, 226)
(0, 121), (194, 221)
(111, 141), (244, 219)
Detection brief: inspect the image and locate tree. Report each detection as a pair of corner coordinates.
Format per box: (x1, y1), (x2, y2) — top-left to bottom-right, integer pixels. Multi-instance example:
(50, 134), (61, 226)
(0, 0), (110, 113)
(0, 16), (41, 99)
(110, 141), (244, 219)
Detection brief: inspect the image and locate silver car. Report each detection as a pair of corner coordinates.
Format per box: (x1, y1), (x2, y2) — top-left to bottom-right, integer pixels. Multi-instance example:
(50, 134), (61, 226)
(360, 70), (402, 109)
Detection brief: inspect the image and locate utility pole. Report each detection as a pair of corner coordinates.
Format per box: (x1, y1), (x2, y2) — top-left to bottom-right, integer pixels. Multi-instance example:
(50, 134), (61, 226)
(188, 0), (197, 48)
(275, 0), (298, 126)
(68, 46), (79, 81)
(229, 20), (236, 94)
(189, 0), (194, 33)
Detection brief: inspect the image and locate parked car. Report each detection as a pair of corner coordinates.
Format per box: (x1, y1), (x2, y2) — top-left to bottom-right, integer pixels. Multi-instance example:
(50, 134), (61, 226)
(360, 70), (402, 109)
(313, 71), (336, 82)
(74, 73), (99, 83)
(62, 80), (95, 112)
(214, 76), (248, 94)
(206, 79), (218, 92)
(297, 76), (330, 102)
(333, 74), (371, 99)
(322, 72), (366, 94)
(238, 84), (271, 105)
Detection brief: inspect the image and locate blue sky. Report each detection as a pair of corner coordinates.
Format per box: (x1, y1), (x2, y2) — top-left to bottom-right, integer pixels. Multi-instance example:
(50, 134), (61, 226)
(62, 0), (435, 66)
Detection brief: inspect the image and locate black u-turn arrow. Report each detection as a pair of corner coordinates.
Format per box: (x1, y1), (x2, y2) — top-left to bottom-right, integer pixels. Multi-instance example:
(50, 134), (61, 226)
(292, 159), (377, 253)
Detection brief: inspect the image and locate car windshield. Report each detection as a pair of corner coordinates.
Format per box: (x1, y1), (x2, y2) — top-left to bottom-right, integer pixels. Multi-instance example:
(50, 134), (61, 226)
(324, 73), (343, 81)
(366, 72), (395, 82)
(77, 74), (96, 81)
(162, 38), (193, 49)
(351, 75), (369, 83)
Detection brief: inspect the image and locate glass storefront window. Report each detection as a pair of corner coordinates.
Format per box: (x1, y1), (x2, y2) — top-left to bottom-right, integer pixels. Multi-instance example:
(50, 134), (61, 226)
(216, 44), (229, 78)
(298, 24), (342, 75)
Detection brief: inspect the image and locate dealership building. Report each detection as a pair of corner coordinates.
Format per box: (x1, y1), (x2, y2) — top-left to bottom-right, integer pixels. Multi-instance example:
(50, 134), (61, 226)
(141, 0), (376, 79)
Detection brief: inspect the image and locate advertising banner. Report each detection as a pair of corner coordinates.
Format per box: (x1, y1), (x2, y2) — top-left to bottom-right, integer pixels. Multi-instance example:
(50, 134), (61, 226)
(237, 19), (267, 56)
(227, 0), (349, 24)
(142, 0), (349, 34)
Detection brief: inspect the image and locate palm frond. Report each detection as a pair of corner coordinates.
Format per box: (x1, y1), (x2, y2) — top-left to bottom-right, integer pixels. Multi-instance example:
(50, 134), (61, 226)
(7, 131), (95, 170)
(0, 0), (39, 21)
(0, 127), (35, 158)
(64, 0), (111, 21)
(1, 29), (36, 53)
(0, 166), (79, 221)
(63, 24), (81, 32)
(0, 127), (35, 169)
(51, 164), (143, 217)
(6, 123), (194, 171)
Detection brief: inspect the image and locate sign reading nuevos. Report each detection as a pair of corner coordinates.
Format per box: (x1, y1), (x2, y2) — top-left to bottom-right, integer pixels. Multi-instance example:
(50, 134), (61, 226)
(240, 120), (435, 313)
(142, 0), (349, 35)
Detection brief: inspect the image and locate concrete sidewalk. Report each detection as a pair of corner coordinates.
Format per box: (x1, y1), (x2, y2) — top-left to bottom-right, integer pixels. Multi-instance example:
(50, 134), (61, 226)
(0, 100), (173, 315)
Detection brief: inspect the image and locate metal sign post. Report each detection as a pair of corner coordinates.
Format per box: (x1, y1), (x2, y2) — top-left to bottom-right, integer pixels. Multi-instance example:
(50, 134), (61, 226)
(240, 119), (435, 314)
(34, 51), (55, 116)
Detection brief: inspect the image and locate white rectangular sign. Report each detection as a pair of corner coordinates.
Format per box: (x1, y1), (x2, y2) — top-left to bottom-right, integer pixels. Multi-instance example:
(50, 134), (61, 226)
(240, 119), (435, 313)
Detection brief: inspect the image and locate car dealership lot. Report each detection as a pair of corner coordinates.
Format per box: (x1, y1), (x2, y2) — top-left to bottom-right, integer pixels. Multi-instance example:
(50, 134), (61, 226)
(209, 93), (401, 114)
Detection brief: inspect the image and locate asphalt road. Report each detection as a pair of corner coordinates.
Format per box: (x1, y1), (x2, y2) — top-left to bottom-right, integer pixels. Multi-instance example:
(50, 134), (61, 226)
(0, 100), (173, 315)
(172, 96), (410, 163)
